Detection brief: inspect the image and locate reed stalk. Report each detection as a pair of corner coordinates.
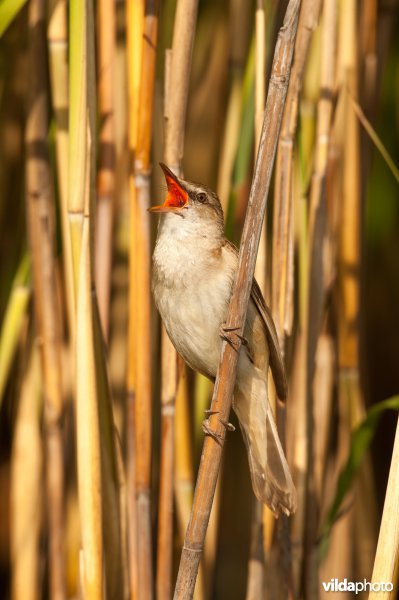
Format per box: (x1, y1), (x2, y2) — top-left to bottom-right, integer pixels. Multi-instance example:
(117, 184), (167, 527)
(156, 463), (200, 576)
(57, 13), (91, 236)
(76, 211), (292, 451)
(269, 1), (321, 595)
(157, 2), (199, 597)
(157, 329), (177, 600)
(95, 0), (116, 340)
(0, 253), (30, 405)
(47, 0), (73, 340)
(93, 297), (127, 600)
(76, 217), (104, 599)
(73, 0), (125, 593)
(68, 0), (94, 292)
(126, 1), (144, 595)
(247, 6), (266, 596)
(318, 0), (373, 588)
(131, 2), (160, 598)
(174, 361), (194, 546)
(163, 0), (199, 172)
(69, 0), (109, 597)
(360, 0), (377, 111)
(216, 0), (249, 213)
(302, 0), (336, 593)
(216, 73), (243, 215)
(272, 0), (322, 345)
(0, 0), (27, 36)
(174, 2), (301, 596)
(26, 0), (65, 596)
(174, 365), (207, 600)
(369, 416), (399, 599)
(10, 342), (42, 600)
(254, 0), (266, 293)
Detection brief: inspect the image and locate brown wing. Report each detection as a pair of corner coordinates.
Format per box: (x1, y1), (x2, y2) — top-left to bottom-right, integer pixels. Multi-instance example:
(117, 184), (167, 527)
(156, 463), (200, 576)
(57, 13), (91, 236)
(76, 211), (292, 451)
(250, 279), (287, 401)
(224, 239), (287, 401)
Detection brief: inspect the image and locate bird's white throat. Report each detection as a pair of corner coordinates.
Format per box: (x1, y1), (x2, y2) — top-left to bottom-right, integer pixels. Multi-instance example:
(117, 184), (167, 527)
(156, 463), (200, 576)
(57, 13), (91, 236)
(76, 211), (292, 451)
(153, 211), (223, 287)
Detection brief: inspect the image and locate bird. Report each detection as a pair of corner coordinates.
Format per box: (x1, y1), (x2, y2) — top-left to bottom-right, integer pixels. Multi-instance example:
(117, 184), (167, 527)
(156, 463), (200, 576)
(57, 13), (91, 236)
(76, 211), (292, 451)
(149, 162), (297, 516)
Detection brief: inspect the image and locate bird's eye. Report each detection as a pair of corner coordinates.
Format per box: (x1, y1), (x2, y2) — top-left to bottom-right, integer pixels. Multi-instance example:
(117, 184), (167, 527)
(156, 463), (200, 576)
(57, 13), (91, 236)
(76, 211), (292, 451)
(197, 192), (207, 203)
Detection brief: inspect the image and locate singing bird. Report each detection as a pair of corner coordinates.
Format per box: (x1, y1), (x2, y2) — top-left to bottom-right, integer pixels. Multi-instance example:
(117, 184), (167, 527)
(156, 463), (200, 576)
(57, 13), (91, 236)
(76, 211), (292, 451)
(149, 163), (296, 516)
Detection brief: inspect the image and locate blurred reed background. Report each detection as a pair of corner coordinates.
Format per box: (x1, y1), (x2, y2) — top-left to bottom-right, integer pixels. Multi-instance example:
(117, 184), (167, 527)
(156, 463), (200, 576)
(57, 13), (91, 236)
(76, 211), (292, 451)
(0, 0), (399, 599)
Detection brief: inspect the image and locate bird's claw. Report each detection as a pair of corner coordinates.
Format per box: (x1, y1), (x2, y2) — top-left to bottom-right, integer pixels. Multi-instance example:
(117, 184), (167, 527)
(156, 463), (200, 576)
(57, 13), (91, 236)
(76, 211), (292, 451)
(219, 324), (247, 351)
(202, 419), (223, 446)
(202, 407), (235, 443)
(219, 419), (235, 432)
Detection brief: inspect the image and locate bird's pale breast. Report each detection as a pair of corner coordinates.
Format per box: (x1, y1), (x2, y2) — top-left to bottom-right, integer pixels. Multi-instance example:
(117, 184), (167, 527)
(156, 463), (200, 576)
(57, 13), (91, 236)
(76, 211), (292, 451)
(153, 245), (234, 379)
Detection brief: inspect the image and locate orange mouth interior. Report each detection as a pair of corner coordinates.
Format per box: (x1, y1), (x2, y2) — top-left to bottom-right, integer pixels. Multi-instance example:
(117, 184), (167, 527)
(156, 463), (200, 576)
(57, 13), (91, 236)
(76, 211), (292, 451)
(149, 169), (188, 212)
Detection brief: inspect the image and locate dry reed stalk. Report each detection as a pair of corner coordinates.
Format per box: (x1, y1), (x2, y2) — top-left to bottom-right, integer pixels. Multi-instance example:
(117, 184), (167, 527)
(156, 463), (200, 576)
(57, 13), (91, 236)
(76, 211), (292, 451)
(76, 218), (104, 599)
(47, 0), (74, 341)
(93, 298), (127, 600)
(115, 420), (132, 600)
(313, 332), (335, 501)
(69, 0), (109, 596)
(68, 0), (95, 292)
(369, 416), (399, 599)
(173, 2), (301, 597)
(72, 129), (124, 599)
(157, 1), (199, 596)
(163, 0), (199, 172)
(360, 0), (377, 111)
(216, 73), (242, 213)
(174, 365), (206, 600)
(157, 330), (177, 600)
(95, 0), (116, 340)
(254, 0), (266, 293)
(336, 0), (359, 382)
(126, 1), (144, 596)
(132, 2), (160, 597)
(302, 0), (336, 593)
(174, 361), (194, 546)
(245, 499), (264, 600)
(11, 344), (42, 600)
(286, 320), (307, 595)
(0, 254), (30, 405)
(216, 0), (249, 213)
(272, 0), (322, 345)
(307, 0), (336, 372)
(26, 1), (66, 596)
(268, 2), (321, 595)
(320, 0), (367, 587)
(247, 6), (266, 595)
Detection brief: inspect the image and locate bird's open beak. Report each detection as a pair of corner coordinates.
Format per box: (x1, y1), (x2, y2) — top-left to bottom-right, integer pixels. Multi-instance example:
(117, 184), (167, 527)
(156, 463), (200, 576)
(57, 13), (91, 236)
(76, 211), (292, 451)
(148, 163), (189, 213)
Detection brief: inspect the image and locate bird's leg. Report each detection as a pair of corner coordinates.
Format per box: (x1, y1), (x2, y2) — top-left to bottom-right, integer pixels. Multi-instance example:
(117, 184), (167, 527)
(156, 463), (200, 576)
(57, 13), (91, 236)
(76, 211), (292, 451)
(219, 324), (248, 352)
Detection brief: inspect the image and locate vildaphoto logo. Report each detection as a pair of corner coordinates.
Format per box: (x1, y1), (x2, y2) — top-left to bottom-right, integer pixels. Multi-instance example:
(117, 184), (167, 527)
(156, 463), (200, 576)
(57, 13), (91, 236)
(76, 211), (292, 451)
(322, 579), (394, 594)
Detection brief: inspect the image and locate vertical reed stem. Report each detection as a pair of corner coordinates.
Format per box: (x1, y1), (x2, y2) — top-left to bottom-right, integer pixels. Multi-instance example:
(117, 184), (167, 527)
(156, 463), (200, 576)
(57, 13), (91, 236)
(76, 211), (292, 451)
(47, 0), (73, 340)
(369, 416), (399, 599)
(174, 2), (301, 596)
(11, 344), (42, 600)
(96, 0), (116, 340)
(126, 1), (144, 595)
(157, 2), (199, 597)
(26, 1), (65, 596)
(132, 1), (160, 597)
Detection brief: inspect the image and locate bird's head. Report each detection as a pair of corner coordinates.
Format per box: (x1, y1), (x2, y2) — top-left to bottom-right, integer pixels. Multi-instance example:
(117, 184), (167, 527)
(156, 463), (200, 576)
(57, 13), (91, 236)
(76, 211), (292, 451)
(148, 163), (224, 232)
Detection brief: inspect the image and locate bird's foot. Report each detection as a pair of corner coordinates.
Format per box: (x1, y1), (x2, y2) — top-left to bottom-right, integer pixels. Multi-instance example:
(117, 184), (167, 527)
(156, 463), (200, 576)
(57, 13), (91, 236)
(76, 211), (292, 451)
(202, 409), (235, 444)
(219, 324), (248, 352)
(219, 419), (235, 432)
(202, 418), (224, 446)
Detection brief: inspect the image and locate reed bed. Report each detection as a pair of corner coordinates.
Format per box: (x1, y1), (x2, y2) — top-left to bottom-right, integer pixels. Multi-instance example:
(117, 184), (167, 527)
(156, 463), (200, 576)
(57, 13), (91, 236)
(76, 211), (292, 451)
(1, 1), (399, 599)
